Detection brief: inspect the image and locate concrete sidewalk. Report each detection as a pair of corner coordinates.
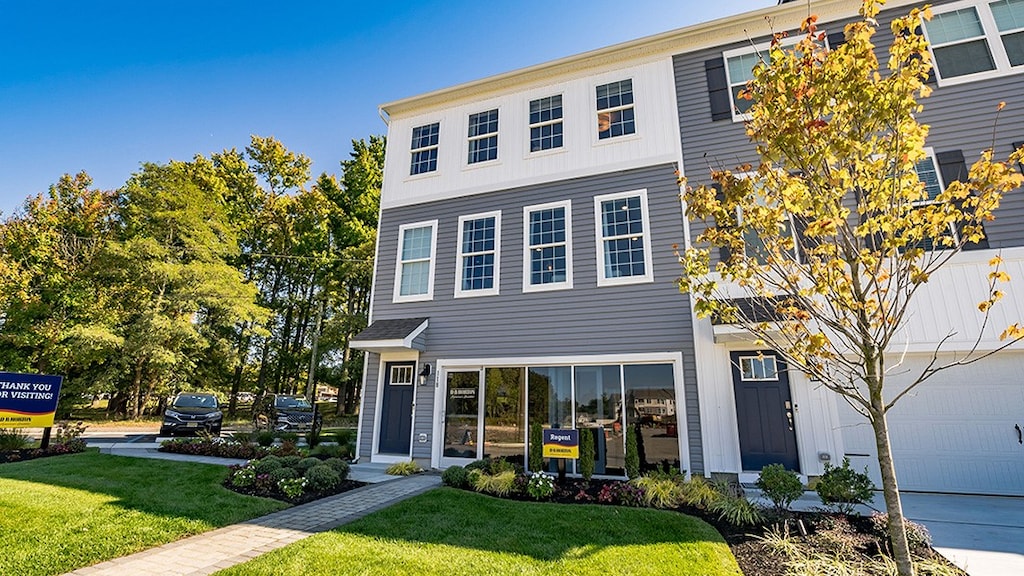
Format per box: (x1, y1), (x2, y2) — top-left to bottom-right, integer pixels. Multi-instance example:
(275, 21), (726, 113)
(65, 473), (441, 576)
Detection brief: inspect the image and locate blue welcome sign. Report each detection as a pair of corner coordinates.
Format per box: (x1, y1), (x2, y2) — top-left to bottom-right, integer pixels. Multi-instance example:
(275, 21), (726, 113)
(542, 428), (579, 459)
(0, 372), (64, 428)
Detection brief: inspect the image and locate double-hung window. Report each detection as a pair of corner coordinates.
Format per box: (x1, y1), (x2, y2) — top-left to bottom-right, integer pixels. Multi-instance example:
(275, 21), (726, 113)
(523, 201), (572, 292)
(529, 95), (564, 152)
(594, 190), (654, 286)
(467, 109), (499, 164)
(733, 173), (800, 265)
(595, 80), (635, 140)
(724, 51), (766, 119)
(908, 149), (959, 249)
(410, 122), (439, 176)
(393, 220), (438, 302)
(456, 211), (501, 297)
(923, 0), (1024, 83)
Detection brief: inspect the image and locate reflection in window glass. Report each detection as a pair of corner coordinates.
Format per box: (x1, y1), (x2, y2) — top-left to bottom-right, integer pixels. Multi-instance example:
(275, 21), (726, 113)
(624, 364), (679, 473)
(574, 366), (624, 476)
(483, 367), (525, 467)
(527, 367), (572, 472)
(739, 356), (779, 380)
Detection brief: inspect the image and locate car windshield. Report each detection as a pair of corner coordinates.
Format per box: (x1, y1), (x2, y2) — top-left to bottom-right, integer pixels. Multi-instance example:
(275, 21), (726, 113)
(275, 396), (312, 410)
(173, 394), (218, 409)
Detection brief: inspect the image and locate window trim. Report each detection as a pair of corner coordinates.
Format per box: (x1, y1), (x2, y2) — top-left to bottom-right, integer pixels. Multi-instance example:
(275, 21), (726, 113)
(409, 122), (440, 177)
(593, 189), (655, 287)
(466, 108), (500, 166)
(922, 0), (1024, 86)
(392, 220), (439, 303)
(528, 94), (565, 154)
(593, 79), (638, 143)
(738, 355), (780, 381)
(732, 171), (802, 264)
(454, 210), (502, 298)
(522, 200), (574, 293)
(722, 35), (815, 123)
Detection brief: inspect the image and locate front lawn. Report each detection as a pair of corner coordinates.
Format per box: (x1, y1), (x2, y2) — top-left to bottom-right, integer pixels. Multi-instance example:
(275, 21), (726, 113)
(0, 451), (287, 576)
(217, 487), (742, 576)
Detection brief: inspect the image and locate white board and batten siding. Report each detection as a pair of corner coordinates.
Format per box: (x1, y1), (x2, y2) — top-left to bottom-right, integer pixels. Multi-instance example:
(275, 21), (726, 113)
(380, 58), (682, 210)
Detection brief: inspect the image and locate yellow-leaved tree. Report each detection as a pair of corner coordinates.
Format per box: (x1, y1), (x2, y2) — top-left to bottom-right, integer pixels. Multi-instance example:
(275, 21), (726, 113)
(677, 1), (1024, 574)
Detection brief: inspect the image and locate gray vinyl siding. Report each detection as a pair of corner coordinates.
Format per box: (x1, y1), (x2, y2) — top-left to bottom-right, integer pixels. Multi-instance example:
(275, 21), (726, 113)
(674, 0), (1024, 247)
(358, 352), (380, 459)
(363, 163), (705, 473)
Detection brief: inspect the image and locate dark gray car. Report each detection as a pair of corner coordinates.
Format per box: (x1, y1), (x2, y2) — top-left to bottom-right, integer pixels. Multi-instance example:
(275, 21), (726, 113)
(252, 394), (322, 434)
(160, 393), (223, 436)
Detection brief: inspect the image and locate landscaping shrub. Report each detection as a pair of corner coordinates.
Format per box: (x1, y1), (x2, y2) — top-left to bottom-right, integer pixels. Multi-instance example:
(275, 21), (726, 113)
(159, 438), (273, 460)
(268, 466), (298, 483)
(330, 428), (355, 444)
(625, 426), (640, 479)
(869, 512), (932, 552)
(280, 455), (302, 468)
(709, 492), (764, 527)
(578, 428), (595, 481)
(597, 481), (645, 507)
(322, 458), (350, 479)
(757, 463), (804, 513)
(631, 473), (683, 509)
(230, 464), (256, 487)
(255, 430), (276, 447)
(386, 460), (423, 475)
(296, 457), (322, 474)
(442, 465), (469, 488)
(816, 458), (874, 514)
(254, 456), (283, 475)
(278, 477), (306, 499)
(278, 432), (300, 444)
(466, 456), (519, 475)
(526, 472), (555, 500)
(679, 476), (720, 508)
(469, 469), (517, 496)
(306, 429), (321, 448)
(305, 464), (341, 491)
(231, 431), (253, 443)
(529, 423), (543, 472)
(309, 442), (350, 459)
(0, 428), (32, 451)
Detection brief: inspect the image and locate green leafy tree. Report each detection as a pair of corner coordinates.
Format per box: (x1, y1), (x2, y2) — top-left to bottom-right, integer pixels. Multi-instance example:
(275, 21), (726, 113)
(677, 3), (1024, 574)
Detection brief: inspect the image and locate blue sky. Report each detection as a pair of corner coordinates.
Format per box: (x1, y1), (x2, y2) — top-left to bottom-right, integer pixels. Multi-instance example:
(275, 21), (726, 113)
(1, 0), (759, 216)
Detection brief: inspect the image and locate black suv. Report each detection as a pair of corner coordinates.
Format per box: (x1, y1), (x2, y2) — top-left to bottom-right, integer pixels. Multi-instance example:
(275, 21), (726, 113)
(252, 394), (322, 434)
(160, 393), (223, 436)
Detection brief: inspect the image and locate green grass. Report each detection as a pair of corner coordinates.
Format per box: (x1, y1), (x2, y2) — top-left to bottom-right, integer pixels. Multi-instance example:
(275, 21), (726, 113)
(0, 450), (288, 576)
(217, 488), (742, 576)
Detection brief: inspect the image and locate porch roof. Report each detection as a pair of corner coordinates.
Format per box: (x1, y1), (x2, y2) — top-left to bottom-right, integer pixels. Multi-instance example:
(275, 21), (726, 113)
(350, 317), (428, 354)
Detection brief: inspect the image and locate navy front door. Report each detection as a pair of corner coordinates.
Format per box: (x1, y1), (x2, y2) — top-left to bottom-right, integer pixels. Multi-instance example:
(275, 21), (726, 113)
(378, 362), (415, 455)
(730, 351), (799, 471)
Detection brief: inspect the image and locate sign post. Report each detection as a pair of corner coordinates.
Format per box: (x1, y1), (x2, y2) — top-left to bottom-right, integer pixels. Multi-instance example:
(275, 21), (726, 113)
(0, 372), (64, 448)
(542, 428), (579, 483)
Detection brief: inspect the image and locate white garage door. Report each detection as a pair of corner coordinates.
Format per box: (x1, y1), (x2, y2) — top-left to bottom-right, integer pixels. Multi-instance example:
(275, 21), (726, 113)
(838, 352), (1024, 496)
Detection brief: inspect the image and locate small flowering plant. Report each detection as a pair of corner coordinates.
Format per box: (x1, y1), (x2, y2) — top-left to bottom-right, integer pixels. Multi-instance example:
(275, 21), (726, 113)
(526, 472), (555, 500)
(278, 477), (306, 499)
(229, 463), (257, 487)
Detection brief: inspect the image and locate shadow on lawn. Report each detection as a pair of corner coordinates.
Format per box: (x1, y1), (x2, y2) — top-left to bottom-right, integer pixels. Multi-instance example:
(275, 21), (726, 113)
(337, 487), (730, 563)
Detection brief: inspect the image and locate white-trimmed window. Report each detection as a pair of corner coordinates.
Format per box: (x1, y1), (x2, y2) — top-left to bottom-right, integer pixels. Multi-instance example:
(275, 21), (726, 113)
(922, 0), (1024, 84)
(523, 200), (573, 292)
(734, 172), (800, 265)
(410, 122), (439, 176)
(594, 190), (654, 286)
(722, 35), (819, 122)
(914, 148), (945, 202)
(529, 95), (564, 152)
(467, 109), (499, 164)
(595, 80), (635, 140)
(456, 211), (501, 297)
(390, 365), (414, 385)
(393, 220), (438, 303)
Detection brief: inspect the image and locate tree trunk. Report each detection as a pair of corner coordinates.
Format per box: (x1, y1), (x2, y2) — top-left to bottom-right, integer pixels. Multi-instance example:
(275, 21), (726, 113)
(130, 360), (144, 420)
(870, 390), (915, 575)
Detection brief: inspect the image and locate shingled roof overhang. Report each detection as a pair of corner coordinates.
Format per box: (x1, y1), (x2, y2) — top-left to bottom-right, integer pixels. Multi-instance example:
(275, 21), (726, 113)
(350, 318), (428, 354)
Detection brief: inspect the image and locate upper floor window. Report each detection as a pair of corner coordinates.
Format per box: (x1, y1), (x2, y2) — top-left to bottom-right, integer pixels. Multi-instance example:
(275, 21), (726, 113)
(393, 220), (438, 302)
(410, 123), (439, 176)
(595, 80), (635, 140)
(914, 150), (945, 202)
(923, 0), (1024, 83)
(529, 95), (564, 152)
(594, 190), (654, 286)
(524, 201), (573, 292)
(456, 211), (501, 297)
(725, 51), (765, 118)
(467, 109), (499, 164)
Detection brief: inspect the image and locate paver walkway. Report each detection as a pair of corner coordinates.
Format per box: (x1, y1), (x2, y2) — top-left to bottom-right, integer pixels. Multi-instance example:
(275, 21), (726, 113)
(65, 473), (441, 576)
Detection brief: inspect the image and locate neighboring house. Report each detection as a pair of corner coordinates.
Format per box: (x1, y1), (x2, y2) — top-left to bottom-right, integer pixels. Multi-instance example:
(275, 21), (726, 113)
(352, 0), (1024, 496)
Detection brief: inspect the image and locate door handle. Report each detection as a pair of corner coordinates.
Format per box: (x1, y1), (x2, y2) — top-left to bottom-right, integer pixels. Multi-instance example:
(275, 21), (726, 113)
(1015, 424), (1022, 445)
(786, 410), (794, 431)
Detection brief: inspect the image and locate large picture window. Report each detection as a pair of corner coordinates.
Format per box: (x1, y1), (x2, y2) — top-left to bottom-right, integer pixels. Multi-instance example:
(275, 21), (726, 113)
(393, 220), (438, 302)
(594, 190), (654, 286)
(524, 201), (572, 291)
(456, 211), (501, 297)
(923, 0), (1024, 83)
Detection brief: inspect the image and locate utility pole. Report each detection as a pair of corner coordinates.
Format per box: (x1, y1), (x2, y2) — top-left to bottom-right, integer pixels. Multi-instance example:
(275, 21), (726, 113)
(304, 298), (324, 402)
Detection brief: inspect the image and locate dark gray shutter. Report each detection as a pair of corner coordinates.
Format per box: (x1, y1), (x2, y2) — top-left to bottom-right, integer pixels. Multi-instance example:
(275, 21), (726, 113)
(713, 182), (733, 262)
(1014, 141), (1024, 173)
(826, 31), (846, 49)
(706, 58), (732, 121)
(937, 149), (988, 250)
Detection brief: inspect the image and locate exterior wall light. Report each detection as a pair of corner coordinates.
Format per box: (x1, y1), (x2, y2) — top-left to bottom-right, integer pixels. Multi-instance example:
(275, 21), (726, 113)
(418, 363), (432, 386)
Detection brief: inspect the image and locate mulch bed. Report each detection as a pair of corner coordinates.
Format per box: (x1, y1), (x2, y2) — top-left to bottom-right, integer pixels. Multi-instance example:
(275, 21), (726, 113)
(0, 445), (88, 465)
